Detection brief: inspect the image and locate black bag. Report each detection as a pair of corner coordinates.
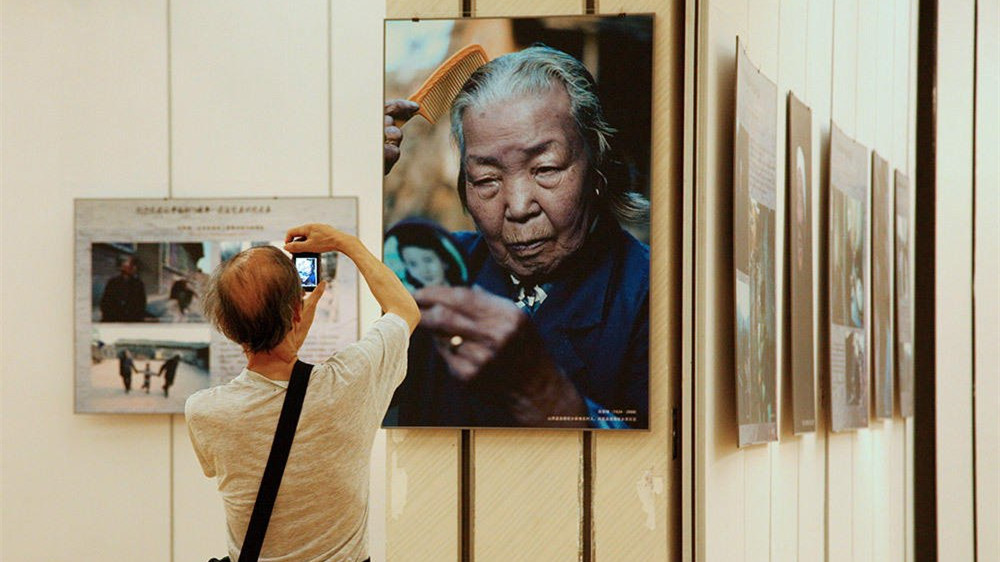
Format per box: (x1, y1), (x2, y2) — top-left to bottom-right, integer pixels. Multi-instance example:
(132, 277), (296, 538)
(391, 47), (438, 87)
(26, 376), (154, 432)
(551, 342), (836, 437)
(208, 360), (313, 562)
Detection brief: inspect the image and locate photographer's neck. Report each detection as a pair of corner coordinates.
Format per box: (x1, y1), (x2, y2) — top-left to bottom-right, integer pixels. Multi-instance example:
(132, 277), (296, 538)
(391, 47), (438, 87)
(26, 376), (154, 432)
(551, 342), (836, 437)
(245, 341), (298, 381)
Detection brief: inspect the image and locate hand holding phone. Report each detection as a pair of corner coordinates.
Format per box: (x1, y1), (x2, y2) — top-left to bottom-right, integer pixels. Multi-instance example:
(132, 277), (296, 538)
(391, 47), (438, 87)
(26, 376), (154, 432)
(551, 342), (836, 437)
(291, 239), (321, 292)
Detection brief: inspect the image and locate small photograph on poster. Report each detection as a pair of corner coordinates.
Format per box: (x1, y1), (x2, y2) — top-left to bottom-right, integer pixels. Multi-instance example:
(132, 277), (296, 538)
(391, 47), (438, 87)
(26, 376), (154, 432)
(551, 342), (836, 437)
(733, 42), (778, 446)
(86, 324), (211, 413)
(895, 171), (914, 417)
(787, 93), (816, 434)
(871, 153), (894, 419)
(828, 124), (870, 431)
(383, 220), (470, 293)
(91, 242), (211, 324)
(75, 198), (359, 414)
(381, 15), (654, 429)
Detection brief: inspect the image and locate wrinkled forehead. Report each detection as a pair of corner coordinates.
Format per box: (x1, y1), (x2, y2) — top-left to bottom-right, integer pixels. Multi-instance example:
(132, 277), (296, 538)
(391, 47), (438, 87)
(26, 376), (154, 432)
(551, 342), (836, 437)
(462, 89), (581, 151)
(462, 76), (567, 119)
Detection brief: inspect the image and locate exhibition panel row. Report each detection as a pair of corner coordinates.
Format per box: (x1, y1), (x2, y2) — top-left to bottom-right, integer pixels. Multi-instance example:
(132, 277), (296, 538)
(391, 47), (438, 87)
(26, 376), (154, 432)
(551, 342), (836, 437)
(734, 43), (914, 446)
(73, 17), (912, 445)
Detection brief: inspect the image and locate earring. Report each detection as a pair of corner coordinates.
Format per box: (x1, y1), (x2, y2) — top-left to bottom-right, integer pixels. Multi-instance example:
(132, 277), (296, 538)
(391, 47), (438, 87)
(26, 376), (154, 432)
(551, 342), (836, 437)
(594, 170), (608, 197)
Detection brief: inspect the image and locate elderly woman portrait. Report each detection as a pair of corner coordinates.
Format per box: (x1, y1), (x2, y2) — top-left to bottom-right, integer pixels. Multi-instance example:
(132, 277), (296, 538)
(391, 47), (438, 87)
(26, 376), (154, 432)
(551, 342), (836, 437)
(383, 19), (652, 429)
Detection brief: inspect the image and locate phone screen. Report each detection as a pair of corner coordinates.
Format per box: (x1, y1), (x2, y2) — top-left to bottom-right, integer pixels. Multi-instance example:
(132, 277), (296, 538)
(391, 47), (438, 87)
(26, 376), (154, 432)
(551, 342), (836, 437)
(293, 254), (320, 291)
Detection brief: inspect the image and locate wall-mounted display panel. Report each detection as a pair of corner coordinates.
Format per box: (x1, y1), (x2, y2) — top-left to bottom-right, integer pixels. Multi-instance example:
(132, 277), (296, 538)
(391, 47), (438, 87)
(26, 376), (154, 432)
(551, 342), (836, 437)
(871, 152), (894, 419)
(787, 92), (817, 434)
(734, 42), (778, 446)
(894, 170), (914, 417)
(381, 14), (654, 429)
(828, 124), (870, 432)
(74, 198), (358, 414)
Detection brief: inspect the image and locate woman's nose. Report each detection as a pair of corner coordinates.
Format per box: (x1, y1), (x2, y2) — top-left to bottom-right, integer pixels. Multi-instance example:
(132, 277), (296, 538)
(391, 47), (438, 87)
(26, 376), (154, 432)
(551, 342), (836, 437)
(503, 176), (541, 222)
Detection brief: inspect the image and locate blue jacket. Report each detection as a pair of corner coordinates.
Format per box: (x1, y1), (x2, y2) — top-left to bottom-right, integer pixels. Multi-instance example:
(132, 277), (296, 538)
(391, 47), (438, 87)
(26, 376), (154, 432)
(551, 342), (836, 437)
(387, 216), (650, 429)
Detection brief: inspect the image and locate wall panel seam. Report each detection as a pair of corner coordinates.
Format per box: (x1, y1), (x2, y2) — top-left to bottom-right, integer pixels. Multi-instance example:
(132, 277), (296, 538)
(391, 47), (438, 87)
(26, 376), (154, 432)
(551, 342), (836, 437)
(969, 0), (979, 557)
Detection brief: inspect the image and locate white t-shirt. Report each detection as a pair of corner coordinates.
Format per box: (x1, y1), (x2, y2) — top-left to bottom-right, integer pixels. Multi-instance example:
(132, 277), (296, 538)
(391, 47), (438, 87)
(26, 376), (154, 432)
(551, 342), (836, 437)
(185, 313), (409, 562)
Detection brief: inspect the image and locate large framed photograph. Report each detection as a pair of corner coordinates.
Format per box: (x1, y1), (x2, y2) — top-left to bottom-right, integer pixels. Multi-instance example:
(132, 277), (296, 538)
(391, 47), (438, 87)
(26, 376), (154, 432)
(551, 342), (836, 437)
(734, 43), (778, 446)
(894, 170), (914, 417)
(75, 198), (359, 414)
(828, 125), (870, 432)
(871, 152), (894, 419)
(381, 15), (654, 429)
(787, 92), (817, 434)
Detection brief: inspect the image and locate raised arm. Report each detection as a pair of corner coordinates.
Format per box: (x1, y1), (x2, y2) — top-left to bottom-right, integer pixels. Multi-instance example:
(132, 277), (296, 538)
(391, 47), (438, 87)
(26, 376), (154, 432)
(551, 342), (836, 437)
(284, 223), (420, 332)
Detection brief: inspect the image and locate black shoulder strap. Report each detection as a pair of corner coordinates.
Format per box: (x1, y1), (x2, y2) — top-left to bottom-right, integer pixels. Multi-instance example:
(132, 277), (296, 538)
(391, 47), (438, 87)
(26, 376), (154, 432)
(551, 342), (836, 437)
(238, 359), (313, 562)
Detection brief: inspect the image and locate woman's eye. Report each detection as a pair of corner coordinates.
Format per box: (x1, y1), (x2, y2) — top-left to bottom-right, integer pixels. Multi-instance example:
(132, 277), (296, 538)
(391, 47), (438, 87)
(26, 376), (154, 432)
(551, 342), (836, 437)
(534, 166), (564, 181)
(468, 176), (501, 196)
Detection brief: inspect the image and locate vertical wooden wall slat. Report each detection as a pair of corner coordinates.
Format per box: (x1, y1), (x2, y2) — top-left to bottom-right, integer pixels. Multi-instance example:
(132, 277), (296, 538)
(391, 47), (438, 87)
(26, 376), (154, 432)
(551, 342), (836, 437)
(747, 0), (781, 559)
(695, 2), (746, 560)
(904, 3), (918, 559)
(696, 1), (916, 562)
(382, 4), (462, 561)
(463, 3), (585, 559)
(592, 2), (679, 561)
(853, 1), (877, 560)
(384, 430), (461, 561)
(682, 1), (699, 559)
(827, 2), (859, 560)
(934, 1), (977, 558)
(873, 3), (898, 562)
(974, 2), (1000, 561)
(746, 10), (780, 562)
(803, 2), (835, 560)
(774, 2), (807, 560)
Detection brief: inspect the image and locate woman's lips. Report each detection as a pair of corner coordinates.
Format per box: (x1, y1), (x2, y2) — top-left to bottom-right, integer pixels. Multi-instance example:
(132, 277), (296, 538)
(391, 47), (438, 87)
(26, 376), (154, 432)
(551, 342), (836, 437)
(506, 238), (548, 257)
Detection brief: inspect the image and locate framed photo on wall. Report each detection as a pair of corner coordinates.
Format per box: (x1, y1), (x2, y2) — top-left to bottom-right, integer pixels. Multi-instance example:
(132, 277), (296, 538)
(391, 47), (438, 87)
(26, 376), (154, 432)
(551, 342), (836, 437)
(787, 92), (817, 434)
(381, 14), (654, 429)
(827, 124), (870, 432)
(871, 152), (894, 419)
(894, 170), (914, 417)
(734, 42), (778, 446)
(74, 198), (359, 414)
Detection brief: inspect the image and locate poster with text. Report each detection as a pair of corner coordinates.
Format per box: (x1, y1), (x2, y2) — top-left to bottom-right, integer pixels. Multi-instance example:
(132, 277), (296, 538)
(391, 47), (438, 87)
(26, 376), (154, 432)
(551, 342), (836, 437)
(787, 92), (816, 434)
(871, 153), (894, 419)
(382, 15), (654, 429)
(895, 171), (914, 417)
(75, 198), (358, 414)
(734, 43), (778, 446)
(828, 125), (870, 432)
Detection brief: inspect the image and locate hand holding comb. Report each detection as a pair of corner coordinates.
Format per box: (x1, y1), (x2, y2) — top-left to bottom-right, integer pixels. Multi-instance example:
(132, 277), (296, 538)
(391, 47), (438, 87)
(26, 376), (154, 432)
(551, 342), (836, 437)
(393, 44), (489, 127)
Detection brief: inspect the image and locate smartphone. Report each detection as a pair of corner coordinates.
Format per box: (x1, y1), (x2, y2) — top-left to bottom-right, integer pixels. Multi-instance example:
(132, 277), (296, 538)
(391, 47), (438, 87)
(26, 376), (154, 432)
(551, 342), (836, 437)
(292, 252), (320, 292)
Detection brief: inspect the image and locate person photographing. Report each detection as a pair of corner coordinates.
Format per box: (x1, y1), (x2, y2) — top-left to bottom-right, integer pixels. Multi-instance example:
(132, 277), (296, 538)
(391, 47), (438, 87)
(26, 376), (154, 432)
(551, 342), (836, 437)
(185, 224), (418, 562)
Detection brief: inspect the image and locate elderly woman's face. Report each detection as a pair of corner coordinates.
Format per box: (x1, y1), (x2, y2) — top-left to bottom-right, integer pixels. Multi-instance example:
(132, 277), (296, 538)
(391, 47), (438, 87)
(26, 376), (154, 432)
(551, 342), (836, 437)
(461, 86), (594, 282)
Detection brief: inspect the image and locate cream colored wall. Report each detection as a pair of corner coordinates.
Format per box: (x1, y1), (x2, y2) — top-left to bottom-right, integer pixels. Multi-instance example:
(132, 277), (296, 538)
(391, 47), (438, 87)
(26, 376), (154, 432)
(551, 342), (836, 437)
(693, 1), (916, 561)
(934, 1), (977, 559)
(3, 1), (993, 561)
(1, 1), (388, 560)
(0, 0), (681, 560)
(975, 2), (1000, 561)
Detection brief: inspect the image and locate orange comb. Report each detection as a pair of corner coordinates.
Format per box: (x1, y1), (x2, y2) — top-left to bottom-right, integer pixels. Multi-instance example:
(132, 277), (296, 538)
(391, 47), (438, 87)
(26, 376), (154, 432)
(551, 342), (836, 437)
(396, 44), (489, 127)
